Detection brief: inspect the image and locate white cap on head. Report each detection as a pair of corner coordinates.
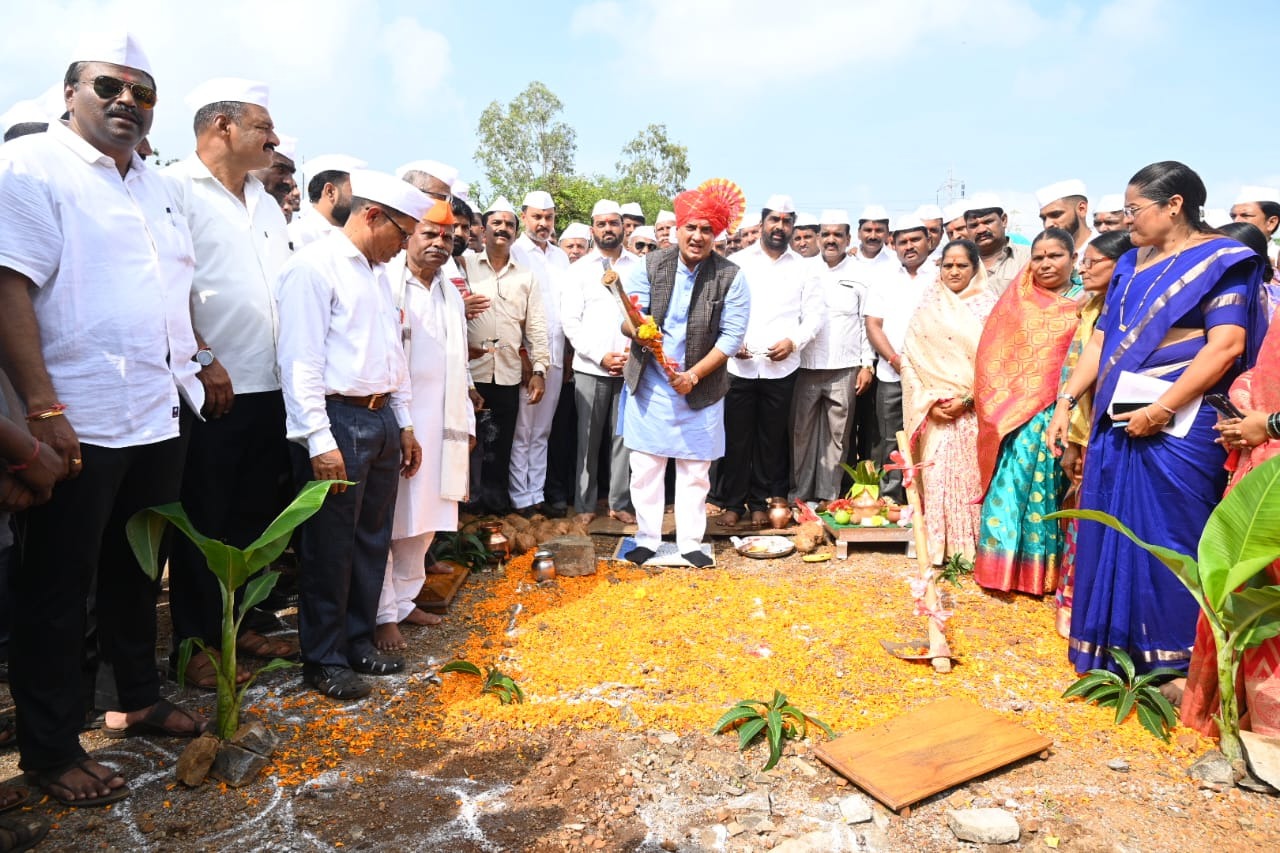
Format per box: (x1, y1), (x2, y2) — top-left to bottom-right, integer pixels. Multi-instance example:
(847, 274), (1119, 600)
(349, 169), (432, 220)
(620, 201), (644, 219)
(656, 209), (676, 225)
(72, 30), (153, 76)
(1035, 179), (1088, 209)
(914, 204), (943, 221)
(184, 77), (269, 113)
(591, 199), (621, 218)
(395, 159), (459, 188)
(522, 190), (555, 210)
(942, 201), (968, 223)
(892, 214), (927, 234)
(1, 96), (53, 137)
(739, 210), (761, 230)
(304, 154), (367, 181)
(1204, 207), (1232, 228)
(632, 226), (657, 242)
(485, 196), (517, 215)
(763, 194), (796, 214)
(794, 212), (818, 228)
(1233, 185), (1280, 206)
(818, 209), (850, 226)
(561, 222), (590, 242)
(1095, 193), (1124, 213)
(714, 231), (728, 243)
(964, 192), (1004, 215)
(274, 134), (297, 162)
(857, 204), (889, 223)
(453, 181), (471, 203)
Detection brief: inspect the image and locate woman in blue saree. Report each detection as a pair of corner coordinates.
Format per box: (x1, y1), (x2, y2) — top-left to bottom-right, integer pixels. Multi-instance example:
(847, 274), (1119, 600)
(1048, 161), (1268, 674)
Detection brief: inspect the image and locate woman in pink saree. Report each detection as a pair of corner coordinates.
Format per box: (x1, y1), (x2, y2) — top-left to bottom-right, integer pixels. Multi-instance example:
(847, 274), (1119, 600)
(900, 239), (999, 564)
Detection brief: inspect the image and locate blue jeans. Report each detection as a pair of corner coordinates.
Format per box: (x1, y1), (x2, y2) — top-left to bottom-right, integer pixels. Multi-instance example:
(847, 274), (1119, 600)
(290, 401), (401, 668)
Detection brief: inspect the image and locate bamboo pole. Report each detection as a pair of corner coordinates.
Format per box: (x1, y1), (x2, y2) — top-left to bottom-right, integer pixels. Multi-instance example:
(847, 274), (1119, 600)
(896, 430), (952, 673)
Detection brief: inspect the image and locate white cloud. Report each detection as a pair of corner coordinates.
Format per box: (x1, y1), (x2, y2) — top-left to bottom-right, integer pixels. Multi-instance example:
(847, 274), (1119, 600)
(381, 16), (455, 111)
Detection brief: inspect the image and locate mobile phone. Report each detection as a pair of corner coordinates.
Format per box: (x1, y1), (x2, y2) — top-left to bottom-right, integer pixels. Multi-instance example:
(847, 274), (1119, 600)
(1206, 393), (1245, 420)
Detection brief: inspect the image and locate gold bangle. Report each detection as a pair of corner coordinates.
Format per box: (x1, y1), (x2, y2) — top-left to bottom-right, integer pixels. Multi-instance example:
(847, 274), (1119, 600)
(1153, 401), (1176, 416)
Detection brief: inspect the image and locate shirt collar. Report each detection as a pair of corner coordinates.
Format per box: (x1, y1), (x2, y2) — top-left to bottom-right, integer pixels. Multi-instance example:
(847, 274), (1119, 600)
(49, 120), (145, 173)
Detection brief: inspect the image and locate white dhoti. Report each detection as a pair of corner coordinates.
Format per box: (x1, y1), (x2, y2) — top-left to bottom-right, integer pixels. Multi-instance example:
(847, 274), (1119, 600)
(378, 532), (435, 625)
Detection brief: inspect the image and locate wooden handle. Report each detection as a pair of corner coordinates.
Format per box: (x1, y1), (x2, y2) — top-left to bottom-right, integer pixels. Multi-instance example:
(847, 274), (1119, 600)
(896, 429), (952, 673)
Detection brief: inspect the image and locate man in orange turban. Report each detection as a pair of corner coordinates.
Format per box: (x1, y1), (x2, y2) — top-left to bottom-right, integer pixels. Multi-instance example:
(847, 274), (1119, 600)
(617, 180), (751, 568)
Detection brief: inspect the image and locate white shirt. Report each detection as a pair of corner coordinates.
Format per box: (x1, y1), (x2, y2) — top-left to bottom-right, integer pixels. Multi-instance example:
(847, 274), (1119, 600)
(800, 254), (876, 371)
(164, 154), (292, 394)
(287, 207), (336, 251)
(275, 231), (412, 457)
(865, 260), (936, 382)
(849, 245), (898, 269)
(561, 248), (641, 377)
(726, 242), (824, 380)
(0, 122), (203, 447)
(512, 232), (570, 368)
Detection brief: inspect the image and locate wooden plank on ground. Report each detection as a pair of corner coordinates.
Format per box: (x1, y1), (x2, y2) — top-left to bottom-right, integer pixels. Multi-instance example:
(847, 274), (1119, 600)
(814, 697), (1051, 812)
(414, 563), (469, 613)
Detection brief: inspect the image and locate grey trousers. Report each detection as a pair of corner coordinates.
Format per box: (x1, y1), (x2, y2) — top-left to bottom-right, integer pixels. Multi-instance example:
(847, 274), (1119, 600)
(790, 367), (856, 501)
(874, 379), (906, 503)
(573, 371), (632, 514)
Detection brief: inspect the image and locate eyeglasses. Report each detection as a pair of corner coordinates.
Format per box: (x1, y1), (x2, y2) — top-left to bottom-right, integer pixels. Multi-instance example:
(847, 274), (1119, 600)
(1122, 200), (1160, 219)
(1079, 256), (1115, 270)
(76, 75), (157, 110)
(633, 242), (657, 251)
(380, 209), (413, 245)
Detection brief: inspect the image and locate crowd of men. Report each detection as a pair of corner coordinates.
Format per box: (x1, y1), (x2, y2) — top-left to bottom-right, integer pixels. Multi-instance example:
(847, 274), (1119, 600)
(1, 30), (1279, 828)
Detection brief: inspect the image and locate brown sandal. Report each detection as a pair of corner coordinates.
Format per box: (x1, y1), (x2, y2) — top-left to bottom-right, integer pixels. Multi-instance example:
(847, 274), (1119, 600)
(172, 647), (252, 689)
(237, 629), (301, 661)
(26, 758), (129, 807)
(0, 812), (49, 851)
(102, 698), (209, 740)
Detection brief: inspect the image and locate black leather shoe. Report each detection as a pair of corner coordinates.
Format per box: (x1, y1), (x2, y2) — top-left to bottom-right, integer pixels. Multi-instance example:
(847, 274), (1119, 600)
(303, 664), (372, 699)
(350, 650), (405, 676)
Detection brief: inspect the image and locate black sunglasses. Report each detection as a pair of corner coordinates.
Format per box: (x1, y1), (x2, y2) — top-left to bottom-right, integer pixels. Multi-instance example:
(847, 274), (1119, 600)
(634, 241), (657, 251)
(77, 75), (157, 109)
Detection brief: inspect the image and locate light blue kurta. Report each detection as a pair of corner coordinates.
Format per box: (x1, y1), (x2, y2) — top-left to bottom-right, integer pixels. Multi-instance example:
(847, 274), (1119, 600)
(618, 257), (749, 460)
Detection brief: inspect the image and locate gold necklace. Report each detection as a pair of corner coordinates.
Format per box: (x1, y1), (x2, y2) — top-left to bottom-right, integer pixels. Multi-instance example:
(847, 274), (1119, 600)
(1117, 240), (1188, 332)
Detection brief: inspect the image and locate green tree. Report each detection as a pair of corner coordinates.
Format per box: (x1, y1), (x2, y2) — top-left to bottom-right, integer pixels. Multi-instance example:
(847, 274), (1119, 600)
(475, 81), (577, 203)
(537, 174), (671, 235)
(616, 123), (689, 198)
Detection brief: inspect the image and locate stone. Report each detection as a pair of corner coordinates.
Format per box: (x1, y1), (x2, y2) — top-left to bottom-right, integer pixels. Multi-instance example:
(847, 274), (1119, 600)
(230, 720), (280, 757)
(211, 742), (271, 787)
(838, 794), (873, 824)
(726, 821), (746, 837)
(1241, 731), (1280, 790)
(1107, 758), (1130, 773)
(724, 790), (772, 814)
(789, 757), (819, 778)
(945, 808), (1021, 845)
(1187, 749), (1237, 787)
(541, 536), (596, 577)
(772, 828), (860, 852)
(176, 733), (221, 787)
(657, 732), (679, 745)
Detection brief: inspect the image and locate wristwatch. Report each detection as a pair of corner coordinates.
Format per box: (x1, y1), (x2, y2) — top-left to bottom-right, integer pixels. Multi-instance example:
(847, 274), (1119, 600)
(532, 369), (546, 378)
(194, 347), (215, 367)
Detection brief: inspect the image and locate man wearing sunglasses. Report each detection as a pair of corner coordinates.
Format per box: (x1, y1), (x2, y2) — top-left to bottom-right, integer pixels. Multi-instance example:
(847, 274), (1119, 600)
(275, 170), (427, 700)
(0, 31), (209, 807)
(162, 78), (298, 692)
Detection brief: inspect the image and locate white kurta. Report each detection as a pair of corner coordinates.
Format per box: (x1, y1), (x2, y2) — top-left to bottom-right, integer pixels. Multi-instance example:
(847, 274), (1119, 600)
(391, 271), (470, 537)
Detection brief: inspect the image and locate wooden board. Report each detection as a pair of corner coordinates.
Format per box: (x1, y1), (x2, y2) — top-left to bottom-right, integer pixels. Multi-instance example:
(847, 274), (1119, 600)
(413, 563), (469, 613)
(588, 509), (800, 538)
(588, 513), (675, 537)
(814, 697), (1051, 812)
(807, 503), (915, 559)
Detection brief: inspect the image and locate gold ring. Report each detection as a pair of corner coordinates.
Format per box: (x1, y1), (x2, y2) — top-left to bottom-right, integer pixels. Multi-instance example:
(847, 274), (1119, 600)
(71, 457), (82, 464)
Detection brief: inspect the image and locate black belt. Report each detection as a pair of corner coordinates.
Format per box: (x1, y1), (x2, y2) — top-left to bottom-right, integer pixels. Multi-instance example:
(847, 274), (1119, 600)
(326, 393), (392, 410)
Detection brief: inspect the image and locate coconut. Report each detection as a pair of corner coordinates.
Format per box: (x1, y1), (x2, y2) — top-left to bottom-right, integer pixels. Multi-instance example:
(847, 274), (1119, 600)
(507, 514), (532, 531)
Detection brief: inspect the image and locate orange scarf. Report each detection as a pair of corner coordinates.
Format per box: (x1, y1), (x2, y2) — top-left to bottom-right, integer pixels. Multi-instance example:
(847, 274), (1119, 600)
(974, 265), (1082, 492)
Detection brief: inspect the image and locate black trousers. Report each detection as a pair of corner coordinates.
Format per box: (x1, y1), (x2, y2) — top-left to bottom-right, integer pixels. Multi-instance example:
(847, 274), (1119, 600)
(473, 382), (520, 514)
(169, 392), (291, 647)
(543, 377), (577, 509)
(711, 373), (797, 514)
(289, 401), (400, 668)
(11, 433), (187, 772)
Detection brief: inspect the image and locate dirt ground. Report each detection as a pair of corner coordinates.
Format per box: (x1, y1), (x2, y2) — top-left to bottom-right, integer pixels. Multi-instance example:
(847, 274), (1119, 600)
(3, 531), (1279, 852)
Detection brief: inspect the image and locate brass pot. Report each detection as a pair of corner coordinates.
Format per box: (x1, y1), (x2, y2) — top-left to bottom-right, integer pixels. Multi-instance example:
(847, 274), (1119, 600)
(480, 521), (509, 567)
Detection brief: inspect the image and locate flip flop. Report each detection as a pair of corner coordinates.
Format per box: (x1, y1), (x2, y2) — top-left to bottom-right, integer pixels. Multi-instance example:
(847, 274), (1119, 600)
(26, 759), (130, 808)
(0, 784), (30, 814)
(0, 813), (49, 852)
(237, 629), (301, 661)
(101, 698), (209, 740)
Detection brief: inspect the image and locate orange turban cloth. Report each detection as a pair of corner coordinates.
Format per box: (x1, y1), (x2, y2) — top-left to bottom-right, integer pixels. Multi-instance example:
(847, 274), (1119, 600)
(423, 198), (455, 226)
(672, 178), (746, 235)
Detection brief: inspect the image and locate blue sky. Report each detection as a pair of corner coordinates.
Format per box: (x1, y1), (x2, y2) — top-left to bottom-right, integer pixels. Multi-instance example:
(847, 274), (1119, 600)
(2, 0), (1276, 233)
